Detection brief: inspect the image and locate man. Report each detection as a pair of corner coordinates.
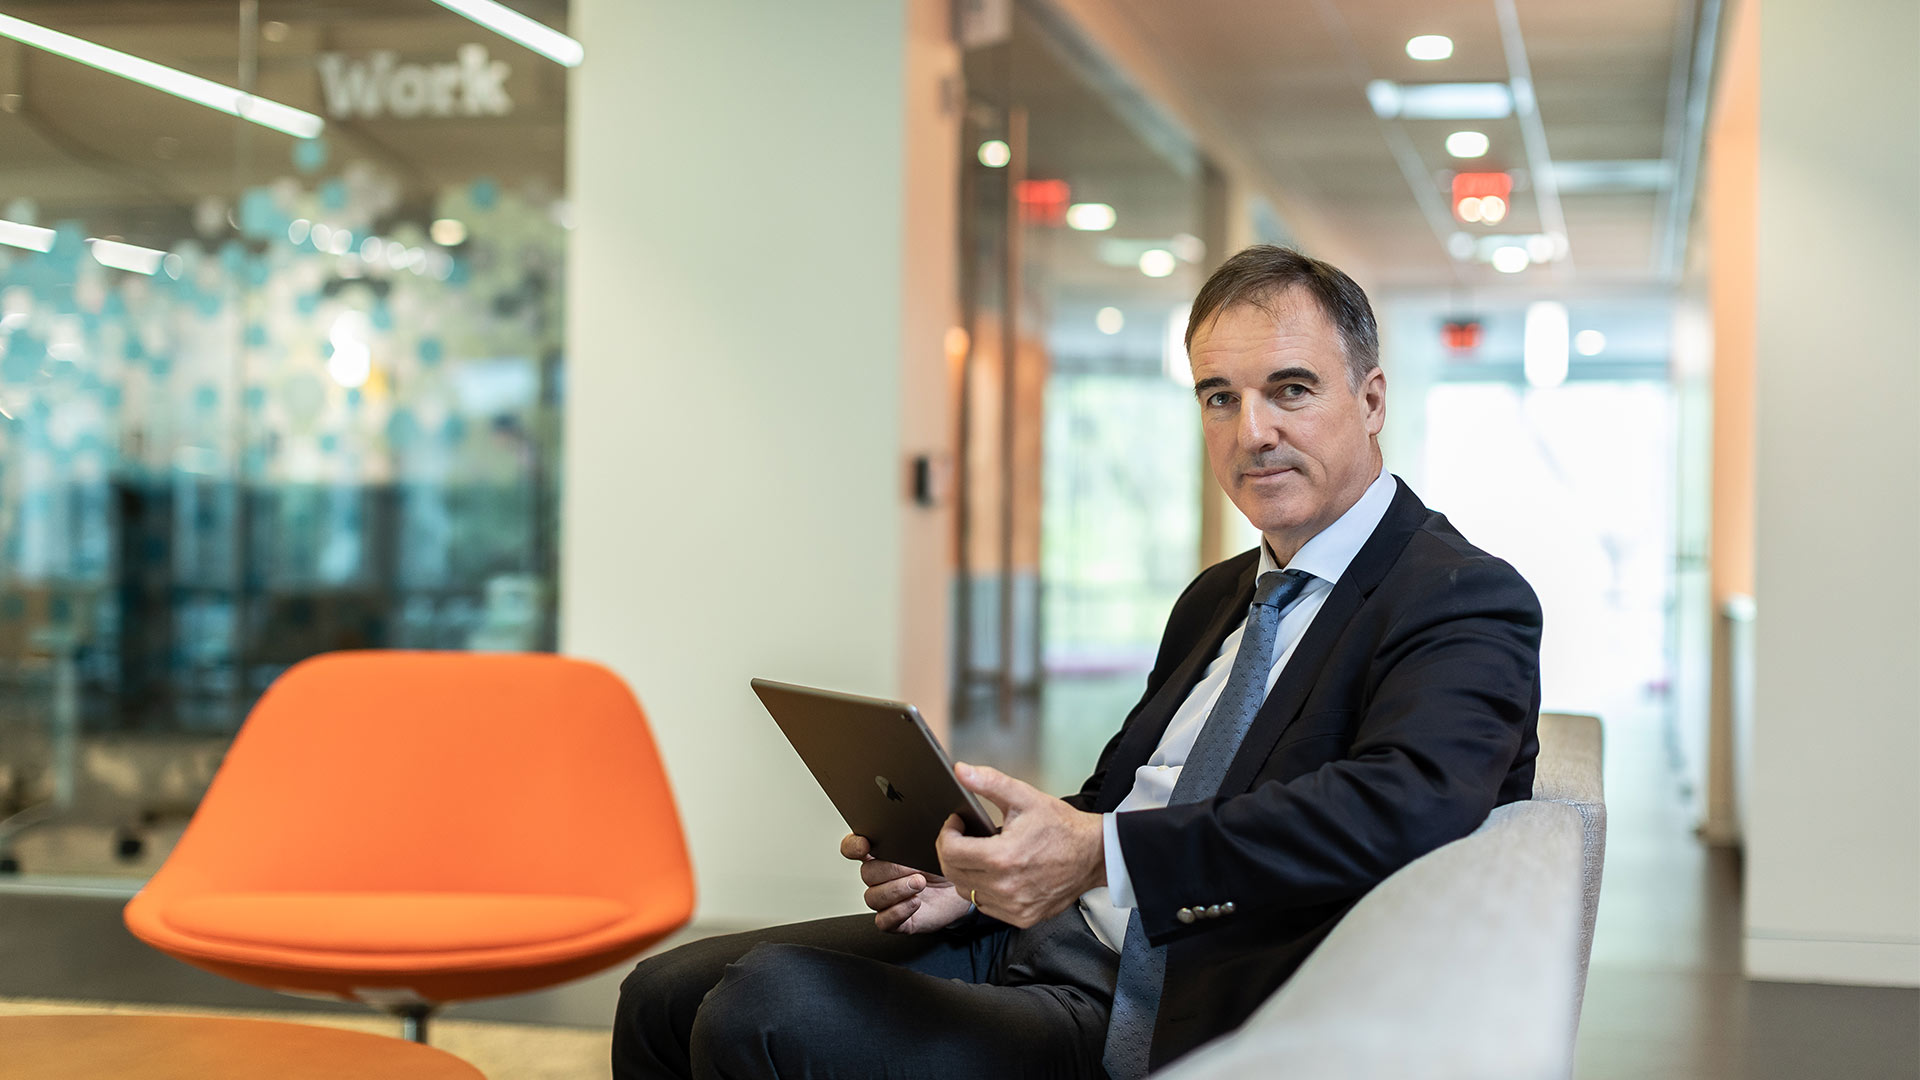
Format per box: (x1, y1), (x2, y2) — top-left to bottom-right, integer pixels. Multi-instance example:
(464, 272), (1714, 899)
(613, 245), (1541, 1079)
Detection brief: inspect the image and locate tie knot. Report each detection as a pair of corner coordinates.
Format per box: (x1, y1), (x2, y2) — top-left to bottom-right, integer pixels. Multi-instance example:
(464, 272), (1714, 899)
(1252, 568), (1313, 610)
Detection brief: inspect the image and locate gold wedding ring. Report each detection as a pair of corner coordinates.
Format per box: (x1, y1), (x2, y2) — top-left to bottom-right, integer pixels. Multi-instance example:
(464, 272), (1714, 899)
(970, 889), (977, 905)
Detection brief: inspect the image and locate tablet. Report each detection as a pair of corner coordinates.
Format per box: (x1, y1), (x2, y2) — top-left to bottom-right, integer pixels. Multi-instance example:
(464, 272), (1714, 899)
(750, 678), (998, 875)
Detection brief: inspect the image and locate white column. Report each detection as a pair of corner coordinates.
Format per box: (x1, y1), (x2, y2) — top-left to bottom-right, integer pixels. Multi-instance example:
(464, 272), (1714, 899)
(562, 0), (956, 925)
(1747, 0), (1920, 985)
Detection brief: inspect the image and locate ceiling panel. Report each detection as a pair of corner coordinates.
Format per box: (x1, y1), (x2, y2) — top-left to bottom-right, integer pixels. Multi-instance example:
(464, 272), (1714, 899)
(1106, 0), (1698, 286)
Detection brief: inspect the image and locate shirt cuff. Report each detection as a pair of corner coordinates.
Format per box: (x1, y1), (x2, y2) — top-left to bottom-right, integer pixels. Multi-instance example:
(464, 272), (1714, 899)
(1103, 812), (1137, 909)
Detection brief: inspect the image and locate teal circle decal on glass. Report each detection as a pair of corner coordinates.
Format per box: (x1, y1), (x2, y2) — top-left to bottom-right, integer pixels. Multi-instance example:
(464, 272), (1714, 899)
(386, 409), (419, 449)
(2, 337), (43, 381)
(293, 137), (328, 174)
(239, 188), (282, 241)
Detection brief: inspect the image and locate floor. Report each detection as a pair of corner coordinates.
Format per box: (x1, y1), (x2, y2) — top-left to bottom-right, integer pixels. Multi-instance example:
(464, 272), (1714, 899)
(1, 681), (1914, 1078)
(1570, 700), (1919, 1080)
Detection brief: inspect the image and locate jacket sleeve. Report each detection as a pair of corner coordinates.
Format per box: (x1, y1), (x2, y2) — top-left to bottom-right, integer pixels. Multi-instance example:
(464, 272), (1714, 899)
(1113, 552), (1543, 943)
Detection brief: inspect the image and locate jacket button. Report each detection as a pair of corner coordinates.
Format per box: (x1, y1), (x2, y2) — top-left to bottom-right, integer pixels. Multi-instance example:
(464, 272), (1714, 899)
(1205, 904), (1222, 918)
(1222, 901), (1235, 915)
(1177, 907), (1195, 924)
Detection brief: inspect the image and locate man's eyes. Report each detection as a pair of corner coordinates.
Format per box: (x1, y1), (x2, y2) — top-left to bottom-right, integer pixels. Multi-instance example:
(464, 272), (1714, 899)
(1202, 384), (1308, 408)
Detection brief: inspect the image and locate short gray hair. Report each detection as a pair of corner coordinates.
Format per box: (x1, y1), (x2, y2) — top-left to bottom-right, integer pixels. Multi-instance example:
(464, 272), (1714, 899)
(1184, 245), (1380, 388)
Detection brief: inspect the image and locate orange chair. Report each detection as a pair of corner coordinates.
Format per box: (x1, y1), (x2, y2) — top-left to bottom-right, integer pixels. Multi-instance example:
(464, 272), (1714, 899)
(124, 650), (695, 1041)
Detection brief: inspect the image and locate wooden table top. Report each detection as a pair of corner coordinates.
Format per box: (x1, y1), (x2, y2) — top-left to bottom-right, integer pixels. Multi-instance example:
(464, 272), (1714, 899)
(0, 1014), (486, 1080)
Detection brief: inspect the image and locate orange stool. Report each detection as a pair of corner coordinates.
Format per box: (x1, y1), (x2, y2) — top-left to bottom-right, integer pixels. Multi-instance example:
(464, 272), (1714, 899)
(124, 651), (695, 1040)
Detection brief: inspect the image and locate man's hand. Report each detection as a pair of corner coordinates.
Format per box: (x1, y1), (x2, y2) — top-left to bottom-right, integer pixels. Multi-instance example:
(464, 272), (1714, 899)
(840, 833), (975, 934)
(936, 762), (1106, 928)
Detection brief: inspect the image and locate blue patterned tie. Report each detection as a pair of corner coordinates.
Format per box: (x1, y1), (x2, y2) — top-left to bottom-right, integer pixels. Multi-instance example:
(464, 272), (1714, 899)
(1100, 568), (1314, 1080)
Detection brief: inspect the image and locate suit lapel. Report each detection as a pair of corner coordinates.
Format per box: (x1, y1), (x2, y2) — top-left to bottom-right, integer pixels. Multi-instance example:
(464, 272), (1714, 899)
(1096, 559), (1257, 812)
(1218, 478), (1430, 795)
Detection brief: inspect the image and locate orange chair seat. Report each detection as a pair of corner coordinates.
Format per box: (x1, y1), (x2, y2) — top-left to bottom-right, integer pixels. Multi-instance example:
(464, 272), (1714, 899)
(160, 893), (632, 955)
(122, 652), (697, 1008)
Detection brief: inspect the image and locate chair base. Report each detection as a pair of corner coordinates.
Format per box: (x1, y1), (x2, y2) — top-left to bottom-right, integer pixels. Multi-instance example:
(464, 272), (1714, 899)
(383, 1002), (438, 1044)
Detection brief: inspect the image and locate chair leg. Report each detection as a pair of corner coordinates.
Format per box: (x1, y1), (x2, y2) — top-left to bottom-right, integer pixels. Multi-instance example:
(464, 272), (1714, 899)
(396, 1003), (435, 1043)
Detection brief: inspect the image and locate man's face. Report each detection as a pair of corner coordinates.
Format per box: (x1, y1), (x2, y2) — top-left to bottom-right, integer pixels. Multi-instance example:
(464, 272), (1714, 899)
(1188, 290), (1386, 562)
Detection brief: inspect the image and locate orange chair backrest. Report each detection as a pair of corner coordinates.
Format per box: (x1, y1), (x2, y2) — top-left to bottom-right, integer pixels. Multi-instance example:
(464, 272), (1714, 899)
(143, 651), (692, 910)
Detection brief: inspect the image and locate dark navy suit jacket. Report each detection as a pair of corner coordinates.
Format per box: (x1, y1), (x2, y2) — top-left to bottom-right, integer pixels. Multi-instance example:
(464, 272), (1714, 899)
(1063, 477), (1543, 1069)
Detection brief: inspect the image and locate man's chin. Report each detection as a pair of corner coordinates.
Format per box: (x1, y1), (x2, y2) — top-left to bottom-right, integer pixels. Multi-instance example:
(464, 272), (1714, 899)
(1236, 501), (1313, 537)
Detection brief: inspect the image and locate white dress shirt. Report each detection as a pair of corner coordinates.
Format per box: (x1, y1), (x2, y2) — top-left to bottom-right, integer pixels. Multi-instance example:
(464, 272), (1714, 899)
(1077, 465), (1398, 951)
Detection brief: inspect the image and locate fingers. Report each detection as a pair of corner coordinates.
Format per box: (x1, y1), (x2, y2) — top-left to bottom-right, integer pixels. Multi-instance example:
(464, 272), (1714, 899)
(873, 895), (919, 933)
(839, 834), (871, 861)
(937, 811), (998, 877)
(954, 762), (1035, 814)
(864, 874), (926, 913)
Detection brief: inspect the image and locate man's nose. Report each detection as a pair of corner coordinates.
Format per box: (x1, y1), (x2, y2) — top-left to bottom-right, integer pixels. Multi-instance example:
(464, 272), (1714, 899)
(1237, 397), (1280, 452)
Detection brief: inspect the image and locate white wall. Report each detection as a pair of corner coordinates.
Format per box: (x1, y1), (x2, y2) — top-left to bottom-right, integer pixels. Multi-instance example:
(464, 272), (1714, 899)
(1747, 0), (1920, 985)
(562, 1), (954, 926)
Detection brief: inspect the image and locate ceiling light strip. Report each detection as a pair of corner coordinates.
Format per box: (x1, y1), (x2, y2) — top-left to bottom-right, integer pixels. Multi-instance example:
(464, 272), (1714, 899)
(0, 12), (323, 138)
(1492, 0), (1571, 275)
(0, 219), (56, 253)
(428, 0), (584, 67)
(88, 238), (166, 275)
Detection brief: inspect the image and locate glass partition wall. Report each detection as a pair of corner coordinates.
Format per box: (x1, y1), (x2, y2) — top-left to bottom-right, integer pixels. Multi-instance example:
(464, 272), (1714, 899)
(951, 9), (1209, 794)
(0, 1), (569, 878)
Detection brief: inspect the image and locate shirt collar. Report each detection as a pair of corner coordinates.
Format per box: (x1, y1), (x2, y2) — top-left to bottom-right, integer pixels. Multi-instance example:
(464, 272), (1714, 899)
(1257, 463), (1398, 585)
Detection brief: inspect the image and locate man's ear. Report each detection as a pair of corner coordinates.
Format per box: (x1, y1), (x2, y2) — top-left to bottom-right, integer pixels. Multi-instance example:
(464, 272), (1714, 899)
(1363, 367), (1387, 436)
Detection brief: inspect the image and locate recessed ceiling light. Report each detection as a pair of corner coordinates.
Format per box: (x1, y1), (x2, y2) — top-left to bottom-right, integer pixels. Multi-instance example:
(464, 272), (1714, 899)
(977, 140), (1011, 168)
(1406, 35), (1453, 61)
(1574, 330), (1606, 356)
(430, 218), (468, 246)
(1491, 246), (1530, 273)
(1138, 249), (1176, 278)
(1066, 203), (1116, 231)
(1096, 307), (1124, 334)
(1445, 130), (1489, 158)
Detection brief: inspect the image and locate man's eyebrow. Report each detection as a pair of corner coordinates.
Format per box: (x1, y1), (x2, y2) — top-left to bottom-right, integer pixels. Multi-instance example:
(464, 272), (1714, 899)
(1266, 367), (1319, 384)
(1193, 368), (1321, 398)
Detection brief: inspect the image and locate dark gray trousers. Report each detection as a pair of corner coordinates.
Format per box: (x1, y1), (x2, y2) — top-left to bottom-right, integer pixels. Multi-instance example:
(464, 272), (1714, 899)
(611, 907), (1118, 1079)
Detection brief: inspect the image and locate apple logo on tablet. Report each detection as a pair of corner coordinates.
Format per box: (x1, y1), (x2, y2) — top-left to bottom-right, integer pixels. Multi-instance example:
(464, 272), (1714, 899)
(874, 775), (905, 802)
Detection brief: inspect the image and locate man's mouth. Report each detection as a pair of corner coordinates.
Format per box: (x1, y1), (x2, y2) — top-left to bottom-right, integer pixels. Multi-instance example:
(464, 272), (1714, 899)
(1242, 466), (1294, 481)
